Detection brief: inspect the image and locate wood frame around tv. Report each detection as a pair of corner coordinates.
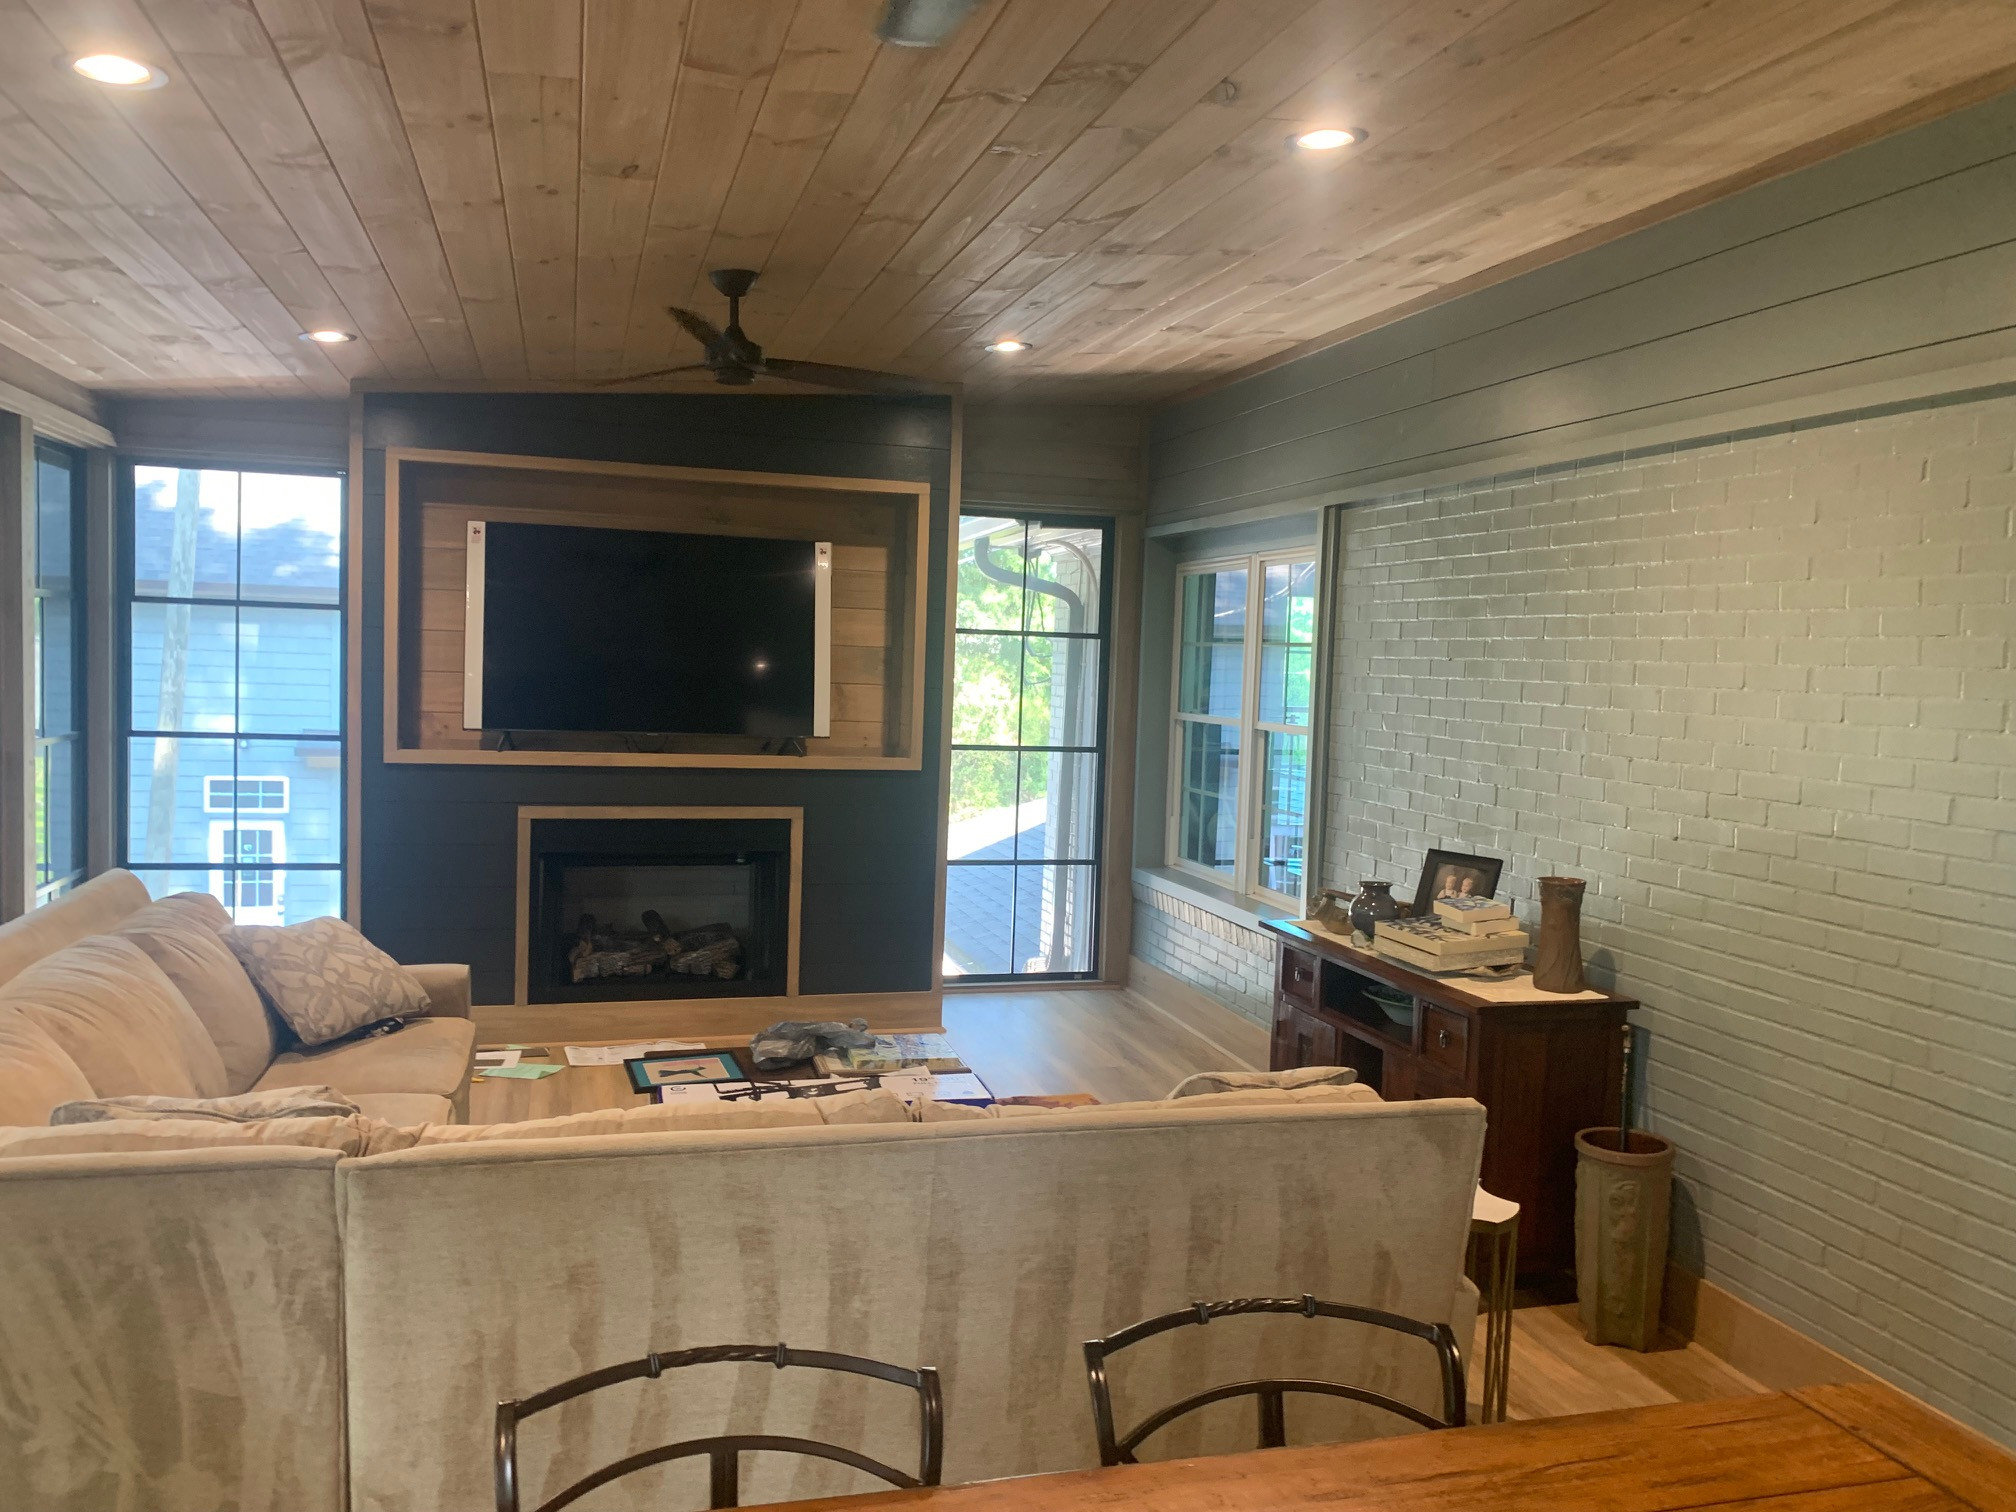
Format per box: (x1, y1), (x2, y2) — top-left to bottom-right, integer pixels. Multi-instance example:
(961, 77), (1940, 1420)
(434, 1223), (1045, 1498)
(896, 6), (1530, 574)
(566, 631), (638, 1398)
(379, 447), (933, 771)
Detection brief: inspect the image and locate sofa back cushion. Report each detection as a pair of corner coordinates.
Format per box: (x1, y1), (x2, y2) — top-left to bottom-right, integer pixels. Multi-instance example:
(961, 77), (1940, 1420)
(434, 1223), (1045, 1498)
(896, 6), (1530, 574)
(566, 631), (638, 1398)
(337, 1096), (1487, 1510)
(117, 915), (278, 1093)
(0, 869), (151, 990)
(0, 1014), (95, 1127)
(0, 936), (229, 1105)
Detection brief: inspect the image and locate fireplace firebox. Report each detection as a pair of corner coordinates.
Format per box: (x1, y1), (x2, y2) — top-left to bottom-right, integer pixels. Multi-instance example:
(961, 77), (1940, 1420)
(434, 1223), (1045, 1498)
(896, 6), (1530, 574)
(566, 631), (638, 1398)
(521, 813), (796, 1003)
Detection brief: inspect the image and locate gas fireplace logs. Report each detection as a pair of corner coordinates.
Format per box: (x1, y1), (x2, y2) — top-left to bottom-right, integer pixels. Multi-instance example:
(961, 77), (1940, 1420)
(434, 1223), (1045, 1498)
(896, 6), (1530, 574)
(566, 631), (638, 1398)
(565, 913), (744, 984)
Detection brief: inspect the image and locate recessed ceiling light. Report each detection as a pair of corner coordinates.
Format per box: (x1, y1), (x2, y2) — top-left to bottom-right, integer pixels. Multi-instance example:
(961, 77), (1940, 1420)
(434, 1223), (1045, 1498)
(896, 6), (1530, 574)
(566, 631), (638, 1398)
(1291, 127), (1365, 152)
(984, 339), (1029, 353)
(70, 54), (164, 88)
(299, 329), (356, 344)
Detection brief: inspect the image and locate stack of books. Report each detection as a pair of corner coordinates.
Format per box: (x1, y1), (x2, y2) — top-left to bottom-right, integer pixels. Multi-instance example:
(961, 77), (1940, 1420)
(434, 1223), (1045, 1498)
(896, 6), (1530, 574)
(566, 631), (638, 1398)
(1373, 903), (1528, 973)
(1433, 896), (1524, 935)
(814, 1033), (968, 1076)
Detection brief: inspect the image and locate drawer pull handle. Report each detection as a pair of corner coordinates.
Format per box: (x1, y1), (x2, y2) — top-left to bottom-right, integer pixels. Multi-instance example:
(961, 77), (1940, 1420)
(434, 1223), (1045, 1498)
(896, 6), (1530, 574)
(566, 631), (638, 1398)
(1436, 1028), (1453, 1049)
(1292, 967), (1311, 982)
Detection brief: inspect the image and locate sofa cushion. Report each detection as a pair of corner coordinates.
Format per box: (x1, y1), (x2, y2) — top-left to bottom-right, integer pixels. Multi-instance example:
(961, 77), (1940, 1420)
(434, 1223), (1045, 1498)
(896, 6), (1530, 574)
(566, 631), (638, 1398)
(122, 890), (232, 935)
(227, 917), (432, 1046)
(0, 935), (229, 1101)
(0, 1112), (412, 1160)
(351, 1092), (457, 1127)
(1167, 1065), (1361, 1098)
(51, 1085), (357, 1124)
(116, 915), (279, 1093)
(0, 1013), (95, 1127)
(254, 1016), (476, 1099)
(0, 868), (151, 990)
(409, 1098), (825, 1144)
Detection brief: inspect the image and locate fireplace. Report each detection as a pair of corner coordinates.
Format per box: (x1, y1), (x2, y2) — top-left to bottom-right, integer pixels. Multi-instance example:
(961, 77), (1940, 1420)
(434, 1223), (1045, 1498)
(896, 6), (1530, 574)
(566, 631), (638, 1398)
(516, 808), (800, 1004)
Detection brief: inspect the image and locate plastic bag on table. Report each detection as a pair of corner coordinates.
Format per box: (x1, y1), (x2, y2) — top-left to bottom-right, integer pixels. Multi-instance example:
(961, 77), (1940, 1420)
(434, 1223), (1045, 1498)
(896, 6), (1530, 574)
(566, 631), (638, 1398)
(748, 1017), (876, 1071)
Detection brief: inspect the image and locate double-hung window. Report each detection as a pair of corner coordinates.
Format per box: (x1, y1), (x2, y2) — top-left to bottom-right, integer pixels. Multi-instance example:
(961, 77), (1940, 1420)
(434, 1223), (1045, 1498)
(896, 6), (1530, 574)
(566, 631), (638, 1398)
(1169, 554), (1316, 906)
(121, 465), (344, 922)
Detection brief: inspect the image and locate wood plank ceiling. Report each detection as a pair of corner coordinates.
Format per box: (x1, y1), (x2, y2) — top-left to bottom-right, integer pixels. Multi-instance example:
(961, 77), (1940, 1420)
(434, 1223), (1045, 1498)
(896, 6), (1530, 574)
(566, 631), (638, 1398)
(4, 0), (2016, 403)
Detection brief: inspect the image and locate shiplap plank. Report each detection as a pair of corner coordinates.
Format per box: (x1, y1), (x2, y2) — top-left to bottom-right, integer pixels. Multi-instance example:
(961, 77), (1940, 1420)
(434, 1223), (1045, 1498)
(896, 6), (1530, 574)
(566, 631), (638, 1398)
(692, 0), (883, 307)
(574, 0), (690, 377)
(1147, 88), (2016, 521)
(478, 0), (581, 381)
(365, 0), (528, 377)
(769, 0), (1109, 355)
(250, 0), (483, 378)
(134, 0), (435, 379)
(614, 0), (797, 379)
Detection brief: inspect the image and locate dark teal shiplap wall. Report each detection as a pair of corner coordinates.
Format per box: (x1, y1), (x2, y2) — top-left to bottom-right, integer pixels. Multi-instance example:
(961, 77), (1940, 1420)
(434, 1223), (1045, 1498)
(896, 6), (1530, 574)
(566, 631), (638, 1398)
(1149, 89), (2016, 526)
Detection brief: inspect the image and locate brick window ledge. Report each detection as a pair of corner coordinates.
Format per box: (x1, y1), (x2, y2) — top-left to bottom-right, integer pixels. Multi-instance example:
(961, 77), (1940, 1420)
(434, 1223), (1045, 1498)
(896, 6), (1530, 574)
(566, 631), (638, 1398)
(1131, 866), (1298, 934)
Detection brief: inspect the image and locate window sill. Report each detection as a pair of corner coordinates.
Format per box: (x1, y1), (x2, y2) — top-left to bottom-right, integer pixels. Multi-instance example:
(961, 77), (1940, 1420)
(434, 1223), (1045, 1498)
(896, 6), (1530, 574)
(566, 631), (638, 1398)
(1132, 866), (1300, 934)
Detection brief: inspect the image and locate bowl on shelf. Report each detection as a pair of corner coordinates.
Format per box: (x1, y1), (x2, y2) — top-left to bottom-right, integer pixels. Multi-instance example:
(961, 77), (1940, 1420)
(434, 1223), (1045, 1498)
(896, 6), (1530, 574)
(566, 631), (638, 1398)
(1363, 985), (1416, 1029)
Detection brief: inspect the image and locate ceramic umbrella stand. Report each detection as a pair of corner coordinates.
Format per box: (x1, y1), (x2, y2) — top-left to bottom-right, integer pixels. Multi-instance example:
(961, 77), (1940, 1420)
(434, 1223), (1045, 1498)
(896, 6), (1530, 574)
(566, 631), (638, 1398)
(1574, 1126), (1675, 1349)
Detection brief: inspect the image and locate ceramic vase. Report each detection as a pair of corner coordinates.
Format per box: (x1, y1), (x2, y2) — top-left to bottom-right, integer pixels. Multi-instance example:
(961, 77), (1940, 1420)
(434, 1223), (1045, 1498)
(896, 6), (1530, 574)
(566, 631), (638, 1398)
(1348, 880), (1401, 941)
(1534, 875), (1588, 992)
(1575, 1127), (1675, 1351)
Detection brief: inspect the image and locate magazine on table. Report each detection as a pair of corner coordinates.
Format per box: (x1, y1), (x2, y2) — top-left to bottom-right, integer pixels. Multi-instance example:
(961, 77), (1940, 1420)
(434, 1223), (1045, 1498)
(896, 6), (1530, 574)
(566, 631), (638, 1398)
(653, 1069), (992, 1106)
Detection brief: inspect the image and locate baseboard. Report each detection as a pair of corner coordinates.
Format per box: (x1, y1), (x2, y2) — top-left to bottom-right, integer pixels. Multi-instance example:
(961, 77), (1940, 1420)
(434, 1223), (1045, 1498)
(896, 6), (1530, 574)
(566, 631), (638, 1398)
(1662, 1267), (1884, 1393)
(1125, 955), (1271, 1070)
(472, 991), (944, 1045)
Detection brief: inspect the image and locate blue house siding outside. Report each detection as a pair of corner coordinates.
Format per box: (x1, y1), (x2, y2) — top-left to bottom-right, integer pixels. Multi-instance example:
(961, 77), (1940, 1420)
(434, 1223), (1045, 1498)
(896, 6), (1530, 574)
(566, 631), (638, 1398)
(124, 467), (344, 924)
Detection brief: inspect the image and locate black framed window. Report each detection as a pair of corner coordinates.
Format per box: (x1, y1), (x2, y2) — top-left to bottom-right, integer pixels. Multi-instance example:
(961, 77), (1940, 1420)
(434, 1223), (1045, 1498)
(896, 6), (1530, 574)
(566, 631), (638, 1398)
(120, 464), (344, 921)
(944, 514), (1111, 980)
(32, 443), (85, 904)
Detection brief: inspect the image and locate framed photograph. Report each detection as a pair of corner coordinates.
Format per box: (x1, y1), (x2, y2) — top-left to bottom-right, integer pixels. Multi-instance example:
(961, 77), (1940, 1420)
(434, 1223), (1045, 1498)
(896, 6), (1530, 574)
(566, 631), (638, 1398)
(624, 1050), (743, 1093)
(1412, 849), (1504, 917)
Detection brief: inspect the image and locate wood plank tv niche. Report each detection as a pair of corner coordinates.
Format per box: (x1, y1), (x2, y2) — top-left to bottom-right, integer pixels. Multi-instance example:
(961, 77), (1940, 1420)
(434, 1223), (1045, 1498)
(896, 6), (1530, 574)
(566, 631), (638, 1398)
(382, 448), (930, 769)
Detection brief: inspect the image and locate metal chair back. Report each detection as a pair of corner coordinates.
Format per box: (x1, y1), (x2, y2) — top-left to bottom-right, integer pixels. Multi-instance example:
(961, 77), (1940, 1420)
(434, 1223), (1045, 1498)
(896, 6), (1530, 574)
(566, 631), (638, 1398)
(495, 1341), (944, 1511)
(1082, 1294), (1465, 1465)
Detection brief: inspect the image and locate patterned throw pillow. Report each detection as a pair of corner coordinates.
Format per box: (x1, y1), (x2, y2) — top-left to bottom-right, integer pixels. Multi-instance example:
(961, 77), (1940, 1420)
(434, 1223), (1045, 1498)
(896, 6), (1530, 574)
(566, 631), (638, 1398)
(225, 918), (432, 1047)
(50, 1084), (359, 1124)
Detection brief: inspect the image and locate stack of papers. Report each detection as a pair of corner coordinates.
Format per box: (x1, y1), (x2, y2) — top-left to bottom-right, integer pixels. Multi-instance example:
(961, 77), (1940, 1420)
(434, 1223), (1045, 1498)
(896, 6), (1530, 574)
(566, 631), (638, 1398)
(563, 1039), (706, 1067)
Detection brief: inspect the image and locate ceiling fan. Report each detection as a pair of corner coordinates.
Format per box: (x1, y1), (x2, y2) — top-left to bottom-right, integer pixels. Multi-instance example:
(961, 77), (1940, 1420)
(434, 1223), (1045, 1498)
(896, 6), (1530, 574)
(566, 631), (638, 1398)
(600, 268), (940, 395)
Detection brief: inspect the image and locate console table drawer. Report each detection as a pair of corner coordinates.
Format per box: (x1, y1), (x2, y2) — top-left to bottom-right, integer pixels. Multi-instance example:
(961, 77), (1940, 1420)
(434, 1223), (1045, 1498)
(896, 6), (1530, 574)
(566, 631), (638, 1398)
(1278, 947), (1318, 1008)
(1421, 1005), (1470, 1076)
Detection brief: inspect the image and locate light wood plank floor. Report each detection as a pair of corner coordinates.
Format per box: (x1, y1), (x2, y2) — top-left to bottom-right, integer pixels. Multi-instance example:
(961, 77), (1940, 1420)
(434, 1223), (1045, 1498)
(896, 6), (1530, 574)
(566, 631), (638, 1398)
(472, 981), (1759, 1422)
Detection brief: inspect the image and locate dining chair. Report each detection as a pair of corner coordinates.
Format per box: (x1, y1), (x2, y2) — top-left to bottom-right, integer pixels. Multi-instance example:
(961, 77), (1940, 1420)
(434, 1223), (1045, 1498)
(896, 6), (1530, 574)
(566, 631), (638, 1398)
(494, 1342), (944, 1511)
(1082, 1294), (1466, 1465)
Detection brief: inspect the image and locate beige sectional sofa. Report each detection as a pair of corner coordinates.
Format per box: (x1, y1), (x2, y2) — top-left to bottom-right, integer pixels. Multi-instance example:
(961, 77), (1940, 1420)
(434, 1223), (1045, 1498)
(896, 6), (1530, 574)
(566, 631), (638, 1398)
(0, 869), (476, 1127)
(0, 875), (1489, 1512)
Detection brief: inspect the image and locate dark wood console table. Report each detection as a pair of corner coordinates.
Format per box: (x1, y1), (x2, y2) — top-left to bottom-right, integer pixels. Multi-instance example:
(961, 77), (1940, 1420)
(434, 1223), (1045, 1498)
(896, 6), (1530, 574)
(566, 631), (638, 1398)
(1260, 918), (1635, 1275)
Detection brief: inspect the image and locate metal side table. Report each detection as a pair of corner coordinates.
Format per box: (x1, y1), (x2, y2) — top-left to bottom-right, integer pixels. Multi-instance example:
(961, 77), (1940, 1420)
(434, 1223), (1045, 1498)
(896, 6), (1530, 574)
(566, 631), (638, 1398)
(1467, 1188), (1520, 1423)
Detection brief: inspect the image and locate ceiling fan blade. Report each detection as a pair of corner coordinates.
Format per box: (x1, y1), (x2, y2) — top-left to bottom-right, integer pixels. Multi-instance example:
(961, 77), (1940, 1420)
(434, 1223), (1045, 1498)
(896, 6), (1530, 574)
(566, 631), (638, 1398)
(759, 358), (943, 396)
(667, 306), (724, 349)
(591, 363), (713, 387)
(876, 0), (985, 47)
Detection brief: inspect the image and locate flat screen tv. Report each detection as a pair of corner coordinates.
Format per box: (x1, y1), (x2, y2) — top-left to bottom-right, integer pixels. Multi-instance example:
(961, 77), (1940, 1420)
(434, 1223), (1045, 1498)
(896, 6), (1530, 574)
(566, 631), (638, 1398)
(462, 520), (831, 737)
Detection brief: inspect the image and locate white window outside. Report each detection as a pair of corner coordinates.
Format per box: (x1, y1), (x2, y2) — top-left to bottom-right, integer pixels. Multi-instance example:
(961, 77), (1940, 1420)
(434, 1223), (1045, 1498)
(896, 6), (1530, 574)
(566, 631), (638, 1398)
(209, 820), (287, 924)
(203, 776), (290, 814)
(1168, 554), (1316, 908)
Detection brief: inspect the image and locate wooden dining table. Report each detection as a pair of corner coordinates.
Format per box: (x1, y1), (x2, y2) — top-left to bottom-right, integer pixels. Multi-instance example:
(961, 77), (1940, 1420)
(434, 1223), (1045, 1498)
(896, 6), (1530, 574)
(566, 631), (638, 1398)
(769, 1383), (2016, 1511)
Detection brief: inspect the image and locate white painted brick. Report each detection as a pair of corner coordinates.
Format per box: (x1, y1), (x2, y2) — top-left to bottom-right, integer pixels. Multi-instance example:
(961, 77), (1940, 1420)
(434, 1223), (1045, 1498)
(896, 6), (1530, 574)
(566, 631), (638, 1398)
(1318, 393), (2016, 1442)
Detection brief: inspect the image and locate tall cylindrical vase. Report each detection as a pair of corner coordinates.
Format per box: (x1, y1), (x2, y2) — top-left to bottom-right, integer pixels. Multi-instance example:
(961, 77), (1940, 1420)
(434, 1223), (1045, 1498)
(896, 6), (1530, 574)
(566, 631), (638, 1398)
(1534, 875), (1588, 992)
(1575, 1128), (1675, 1350)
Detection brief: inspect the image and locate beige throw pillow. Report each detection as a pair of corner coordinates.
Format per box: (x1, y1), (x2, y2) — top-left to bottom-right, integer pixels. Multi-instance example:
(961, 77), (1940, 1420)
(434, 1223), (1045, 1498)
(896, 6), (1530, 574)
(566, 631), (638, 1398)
(1167, 1066), (1362, 1098)
(227, 917), (432, 1047)
(50, 1084), (357, 1125)
(0, 935), (228, 1100)
(117, 916), (279, 1093)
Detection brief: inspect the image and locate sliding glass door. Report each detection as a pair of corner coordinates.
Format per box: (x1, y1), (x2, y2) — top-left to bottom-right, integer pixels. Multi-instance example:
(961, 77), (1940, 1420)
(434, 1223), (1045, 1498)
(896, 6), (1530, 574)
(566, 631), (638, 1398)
(944, 513), (1111, 981)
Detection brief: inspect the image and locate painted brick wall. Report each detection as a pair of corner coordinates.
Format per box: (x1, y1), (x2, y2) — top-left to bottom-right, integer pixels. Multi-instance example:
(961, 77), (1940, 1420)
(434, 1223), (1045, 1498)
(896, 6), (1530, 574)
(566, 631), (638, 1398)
(1322, 391), (2016, 1444)
(1131, 881), (1276, 1027)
